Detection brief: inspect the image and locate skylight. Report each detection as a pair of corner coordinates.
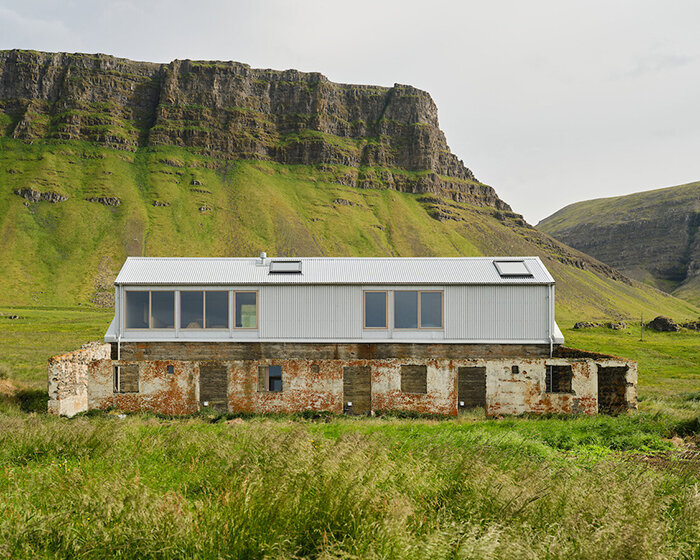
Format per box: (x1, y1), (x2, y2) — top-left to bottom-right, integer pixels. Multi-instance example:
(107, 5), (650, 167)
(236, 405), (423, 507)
(493, 260), (532, 277)
(269, 260), (302, 274)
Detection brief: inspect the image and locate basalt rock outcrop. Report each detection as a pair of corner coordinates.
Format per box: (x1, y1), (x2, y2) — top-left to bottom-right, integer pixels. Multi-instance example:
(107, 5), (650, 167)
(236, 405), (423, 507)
(0, 49), (509, 209)
(14, 187), (67, 202)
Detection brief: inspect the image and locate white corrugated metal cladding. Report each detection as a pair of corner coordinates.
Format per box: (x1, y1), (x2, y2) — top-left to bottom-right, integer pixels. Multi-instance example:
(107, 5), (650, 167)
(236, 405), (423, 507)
(115, 257), (555, 285)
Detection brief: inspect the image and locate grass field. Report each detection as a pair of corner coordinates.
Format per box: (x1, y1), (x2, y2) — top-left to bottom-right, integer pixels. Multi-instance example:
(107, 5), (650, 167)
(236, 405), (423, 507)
(0, 308), (698, 559)
(0, 406), (698, 559)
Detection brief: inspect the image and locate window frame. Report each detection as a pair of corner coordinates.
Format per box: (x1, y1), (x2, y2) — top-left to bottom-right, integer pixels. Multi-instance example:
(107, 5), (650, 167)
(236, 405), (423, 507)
(545, 364), (574, 394)
(124, 289), (175, 330)
(179, 289), (230, 330)
(258, 364), (283, 392)
(234, 290), (259, 330)
(124, 290), (150, 330)
(363, 290), (388, 330)
(393, 290), (444, 330)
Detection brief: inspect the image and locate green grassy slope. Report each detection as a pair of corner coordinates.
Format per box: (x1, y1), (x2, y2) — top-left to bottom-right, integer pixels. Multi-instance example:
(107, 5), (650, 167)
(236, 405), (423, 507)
(538, 182), (700, 306)
(1, 139), (698, 323)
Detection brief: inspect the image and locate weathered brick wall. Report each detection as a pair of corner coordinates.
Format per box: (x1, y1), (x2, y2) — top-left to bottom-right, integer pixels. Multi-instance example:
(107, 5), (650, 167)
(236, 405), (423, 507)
(83, 354), (637, 417)
(485, 358), (597, 415)
(89, 360), (198, 415)
(48, 341), (111, 417)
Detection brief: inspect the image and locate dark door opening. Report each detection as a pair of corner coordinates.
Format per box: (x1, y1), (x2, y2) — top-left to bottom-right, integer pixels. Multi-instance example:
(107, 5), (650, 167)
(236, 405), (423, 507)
(597, 365), (628, 414)
(343, 365), (371, 414)
(458, 366), (486, 411)
(199, 362), (228, 411)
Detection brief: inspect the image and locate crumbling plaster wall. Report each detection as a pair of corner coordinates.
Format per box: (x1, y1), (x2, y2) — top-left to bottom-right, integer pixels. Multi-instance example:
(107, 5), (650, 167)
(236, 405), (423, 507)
(48, 342), (111, 417)
(88, 360), (199, 415)
(82, 356), (636, 417)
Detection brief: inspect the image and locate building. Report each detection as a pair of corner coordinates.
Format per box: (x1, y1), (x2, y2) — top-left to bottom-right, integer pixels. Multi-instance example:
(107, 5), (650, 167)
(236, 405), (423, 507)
(48, 256), (637, 417)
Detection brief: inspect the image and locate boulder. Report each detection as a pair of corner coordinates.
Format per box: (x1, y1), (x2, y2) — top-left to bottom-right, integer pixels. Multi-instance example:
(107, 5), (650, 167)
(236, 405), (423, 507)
(645, 316), (681, 332)
(573, 321), (599, 329)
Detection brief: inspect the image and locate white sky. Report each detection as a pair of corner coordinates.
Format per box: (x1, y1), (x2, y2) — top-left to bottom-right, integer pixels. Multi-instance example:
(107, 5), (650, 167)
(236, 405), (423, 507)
(1, 0), (698, 223)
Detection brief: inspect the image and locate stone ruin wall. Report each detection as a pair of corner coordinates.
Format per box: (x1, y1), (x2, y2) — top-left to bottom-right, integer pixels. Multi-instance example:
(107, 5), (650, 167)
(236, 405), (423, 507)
(49, 342), (637, 417)
(85, 356), (637, 417)
(48, 341), (111, 416)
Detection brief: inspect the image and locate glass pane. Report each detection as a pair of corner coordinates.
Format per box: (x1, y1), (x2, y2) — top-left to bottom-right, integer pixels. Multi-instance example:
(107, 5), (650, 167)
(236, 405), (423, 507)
(364, 292), (387, 328)
(205, 291), (229, 328)
(494, 260), (532, 276)
(235, 292), (257, 328)
(151, 291), (174, 328)
(125, 291), (149, 329)
(268, 365), (282, 392)
(394, 291), (418, 329)
(420, 292), (442, 328)
(180, 291), (203, 329)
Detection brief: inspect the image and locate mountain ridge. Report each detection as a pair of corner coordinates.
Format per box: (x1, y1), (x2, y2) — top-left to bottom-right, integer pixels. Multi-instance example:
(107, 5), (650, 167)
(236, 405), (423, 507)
(0, 49), (697, 322)
(537, 181), (700, 306)
(0, 49), (508, 210)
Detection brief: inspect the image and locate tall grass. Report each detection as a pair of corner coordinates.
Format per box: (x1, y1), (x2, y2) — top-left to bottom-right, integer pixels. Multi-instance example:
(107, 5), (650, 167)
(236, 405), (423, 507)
(0, 413), (698, 559)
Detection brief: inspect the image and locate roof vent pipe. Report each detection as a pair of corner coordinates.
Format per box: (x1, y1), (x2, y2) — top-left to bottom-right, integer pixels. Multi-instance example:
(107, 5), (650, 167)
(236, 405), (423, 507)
(258, 252), (267, 265)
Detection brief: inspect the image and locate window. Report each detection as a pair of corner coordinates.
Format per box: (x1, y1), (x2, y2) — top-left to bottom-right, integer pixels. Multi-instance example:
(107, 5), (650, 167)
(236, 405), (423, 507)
(420, 291), (442, 328)
(180, 291), (204, 329)
(364, 291), (387, 329)
(125, 291), (174, 329)
(235, 291), (258, 328)
(125, 291), (149, 329)
(151, 291), (175, 328)
(269, 260), (302, 274)
(181, 291), (231, 329)
(205, 291), (229, 328)
(113, 365), (139, 393)
(394, 291), (443, 329)
(395, 291), (418, 328)
(401, 365), (427, 394)
(545, 365), (573, 393)
(493, 260), (532, 277)
(258, 365), (283, 392)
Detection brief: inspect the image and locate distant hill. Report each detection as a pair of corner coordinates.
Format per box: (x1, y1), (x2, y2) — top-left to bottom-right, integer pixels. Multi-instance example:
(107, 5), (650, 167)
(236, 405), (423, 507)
(0, 49), (697, 322)
(538, 182), (700, 307)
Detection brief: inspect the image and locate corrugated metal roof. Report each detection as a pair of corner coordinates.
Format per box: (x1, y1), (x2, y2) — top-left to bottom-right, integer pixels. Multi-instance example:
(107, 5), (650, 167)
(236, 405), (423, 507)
(115, 257), (555, 285)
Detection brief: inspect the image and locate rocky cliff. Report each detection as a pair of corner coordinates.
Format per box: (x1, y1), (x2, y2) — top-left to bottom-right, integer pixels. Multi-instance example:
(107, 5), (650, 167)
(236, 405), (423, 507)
(537, 182), (700, 306)
(0, 49), (508, 209)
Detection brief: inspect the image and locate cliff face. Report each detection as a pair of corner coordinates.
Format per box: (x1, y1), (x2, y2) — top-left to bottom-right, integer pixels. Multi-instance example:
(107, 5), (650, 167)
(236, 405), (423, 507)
(537, 182), (700, 306)
(0, 49), (508, 209)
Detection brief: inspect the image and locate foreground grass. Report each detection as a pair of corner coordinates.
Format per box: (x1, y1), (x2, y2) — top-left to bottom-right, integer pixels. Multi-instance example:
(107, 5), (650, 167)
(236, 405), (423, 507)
(0, 307), (699, 558)
(0, 408), (698, 560)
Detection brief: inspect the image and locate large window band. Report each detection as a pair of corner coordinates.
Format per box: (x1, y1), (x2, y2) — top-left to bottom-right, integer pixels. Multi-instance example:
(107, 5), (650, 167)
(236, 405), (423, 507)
(125, 290), (257, 330)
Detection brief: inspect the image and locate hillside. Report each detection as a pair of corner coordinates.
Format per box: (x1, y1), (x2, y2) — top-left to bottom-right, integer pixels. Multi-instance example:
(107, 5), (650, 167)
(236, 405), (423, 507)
(0, 49), (697, 323)
(538, 182), (700, 307)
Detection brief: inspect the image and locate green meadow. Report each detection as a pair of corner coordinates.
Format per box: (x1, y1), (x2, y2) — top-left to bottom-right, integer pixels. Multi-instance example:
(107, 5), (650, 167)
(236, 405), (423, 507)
(0, 307), (698, 558)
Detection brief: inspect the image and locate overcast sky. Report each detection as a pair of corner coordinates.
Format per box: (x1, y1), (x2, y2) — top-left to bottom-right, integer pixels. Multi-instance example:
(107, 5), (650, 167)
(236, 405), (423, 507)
(1, 0), (698, 223)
